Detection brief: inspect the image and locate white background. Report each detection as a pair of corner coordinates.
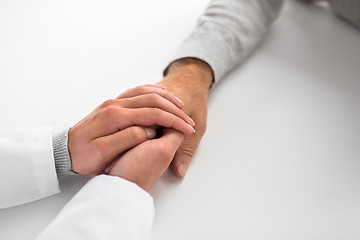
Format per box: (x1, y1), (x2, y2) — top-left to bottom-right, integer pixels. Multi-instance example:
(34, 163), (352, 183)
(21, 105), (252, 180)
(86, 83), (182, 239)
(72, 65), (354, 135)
(0, 0), (360, 239)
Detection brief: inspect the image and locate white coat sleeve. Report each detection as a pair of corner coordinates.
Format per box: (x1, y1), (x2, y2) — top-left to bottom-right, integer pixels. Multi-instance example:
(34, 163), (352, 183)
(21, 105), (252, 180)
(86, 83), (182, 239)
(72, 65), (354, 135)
(0, 127), (60, 209)
(36, 175), (155, 240)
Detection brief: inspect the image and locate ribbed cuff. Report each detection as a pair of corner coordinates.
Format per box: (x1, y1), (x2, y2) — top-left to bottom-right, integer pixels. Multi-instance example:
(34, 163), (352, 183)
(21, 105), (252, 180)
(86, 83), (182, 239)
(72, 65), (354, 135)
(53, 128), (76, 175)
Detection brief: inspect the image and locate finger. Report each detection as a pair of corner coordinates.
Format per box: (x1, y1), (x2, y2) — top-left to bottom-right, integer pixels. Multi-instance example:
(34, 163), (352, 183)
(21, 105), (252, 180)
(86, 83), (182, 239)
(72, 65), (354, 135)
(104, 159), (116, 174)
(171, 129), (203, 177)
(105, 129), (183, 174)
(94, 126), (157, 166)
(143, 84), (166, 90)
(117, 85), (184, 108)
(104, 151), (126, 174)
(136, 128), (184, 170)
(99, 96), (194, 126)
(156, 128), (184, 155)
(94, 107), (195, 136)
(139, 128), (184, 178)
(125, 108), (195, 135)
(107, 128), (184, 190)
(120, 94), (195, 126)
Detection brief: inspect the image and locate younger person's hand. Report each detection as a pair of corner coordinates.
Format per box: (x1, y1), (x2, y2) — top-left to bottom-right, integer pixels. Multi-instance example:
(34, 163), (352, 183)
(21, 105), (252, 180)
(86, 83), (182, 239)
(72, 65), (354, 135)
(106, 128), (184, 191)
(68, 84), (195, 175)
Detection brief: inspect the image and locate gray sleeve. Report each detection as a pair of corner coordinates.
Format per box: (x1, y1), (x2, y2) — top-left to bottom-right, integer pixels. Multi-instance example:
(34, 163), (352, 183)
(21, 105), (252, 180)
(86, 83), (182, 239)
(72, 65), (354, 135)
(166, 0), (284, 84)
(330, 0), (360, 29)
(52, 128), (76, 175)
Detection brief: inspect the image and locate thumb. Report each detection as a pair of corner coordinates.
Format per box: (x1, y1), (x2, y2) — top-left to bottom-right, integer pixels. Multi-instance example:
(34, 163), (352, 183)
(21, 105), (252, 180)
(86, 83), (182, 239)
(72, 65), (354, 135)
(172, 132), (202, 177)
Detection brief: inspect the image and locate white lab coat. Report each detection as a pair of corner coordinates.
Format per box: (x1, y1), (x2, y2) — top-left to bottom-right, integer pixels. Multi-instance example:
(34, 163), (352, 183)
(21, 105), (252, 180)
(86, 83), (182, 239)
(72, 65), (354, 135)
(0, 128), (154, 239)
(0, 127), (59, 208)
(36, 175), (154, 240)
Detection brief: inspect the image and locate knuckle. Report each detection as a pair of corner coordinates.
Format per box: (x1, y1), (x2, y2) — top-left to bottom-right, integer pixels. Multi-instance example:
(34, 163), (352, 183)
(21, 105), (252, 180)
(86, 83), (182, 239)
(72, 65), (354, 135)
(126, 87), (135, 93)
(101, 99), (117, 108)
(148, 93), (161, 104)
(116, 98), (127, 107)
(150, 108), (163, 118)
(155, 142), (173, 160)
(127, 127), (146, 142)
(101, 105), (121, 118)
(180, 144), (198, 159)
(134, 85), (145, 94)
(117, 88), (133, 98)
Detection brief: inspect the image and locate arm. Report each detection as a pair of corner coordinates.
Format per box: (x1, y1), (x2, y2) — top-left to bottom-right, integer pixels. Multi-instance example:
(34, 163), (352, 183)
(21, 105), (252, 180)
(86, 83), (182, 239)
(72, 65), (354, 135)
(36, 175), (154, 240)
(0, 127), (59, 209)
(166, 0), (284, 84)
(159, 0), (284, 177)
(63, 84), (195, 176)
(0, 84), (194, 209)
(37, 129), (183, 240)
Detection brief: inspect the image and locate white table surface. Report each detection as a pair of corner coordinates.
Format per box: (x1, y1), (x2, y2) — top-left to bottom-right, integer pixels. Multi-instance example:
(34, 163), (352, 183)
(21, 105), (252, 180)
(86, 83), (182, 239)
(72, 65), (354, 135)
(1, 0), (360, 239)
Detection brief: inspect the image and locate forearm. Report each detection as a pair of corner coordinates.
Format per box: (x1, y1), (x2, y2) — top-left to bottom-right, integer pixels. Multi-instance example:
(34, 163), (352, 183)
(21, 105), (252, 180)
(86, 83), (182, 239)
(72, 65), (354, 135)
(169, 0), (284, 84)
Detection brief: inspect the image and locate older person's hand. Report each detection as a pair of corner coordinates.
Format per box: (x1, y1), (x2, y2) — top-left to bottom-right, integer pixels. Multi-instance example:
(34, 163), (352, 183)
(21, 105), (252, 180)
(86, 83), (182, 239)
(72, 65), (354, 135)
(158, 58), (213, 177)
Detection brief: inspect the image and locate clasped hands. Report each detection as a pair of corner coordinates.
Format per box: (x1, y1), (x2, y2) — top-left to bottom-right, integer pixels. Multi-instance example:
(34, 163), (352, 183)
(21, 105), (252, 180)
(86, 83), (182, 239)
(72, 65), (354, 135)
(68, 59), (213, 191)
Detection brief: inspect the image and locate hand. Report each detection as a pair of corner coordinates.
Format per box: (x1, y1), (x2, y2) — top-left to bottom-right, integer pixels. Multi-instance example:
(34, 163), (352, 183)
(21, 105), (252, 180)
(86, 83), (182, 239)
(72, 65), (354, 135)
(107, 128), (184, 191)
(158, 58), (213, 177)
(68, 84), (195, 175)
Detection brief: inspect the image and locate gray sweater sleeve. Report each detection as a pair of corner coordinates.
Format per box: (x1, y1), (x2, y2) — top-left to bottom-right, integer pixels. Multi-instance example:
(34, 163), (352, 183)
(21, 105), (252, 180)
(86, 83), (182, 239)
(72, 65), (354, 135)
(330, 0), (360, 29)
(167, 0), (284, 84)
(52, 128), (75, 175)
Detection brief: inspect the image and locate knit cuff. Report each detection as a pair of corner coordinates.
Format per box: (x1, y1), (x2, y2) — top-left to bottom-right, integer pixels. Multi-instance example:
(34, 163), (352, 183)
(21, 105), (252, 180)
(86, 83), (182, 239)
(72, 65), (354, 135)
(53, 128), (76, 175)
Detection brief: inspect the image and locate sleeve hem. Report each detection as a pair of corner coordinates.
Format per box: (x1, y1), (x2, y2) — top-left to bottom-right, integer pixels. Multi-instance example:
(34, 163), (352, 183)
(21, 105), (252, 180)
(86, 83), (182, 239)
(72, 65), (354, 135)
(53, 128), (76, 175)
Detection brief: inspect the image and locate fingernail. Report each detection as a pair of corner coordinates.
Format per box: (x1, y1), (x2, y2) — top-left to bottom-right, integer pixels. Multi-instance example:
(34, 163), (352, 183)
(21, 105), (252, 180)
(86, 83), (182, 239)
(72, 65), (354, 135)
(175, 97), (184, 107)
(187, 116), (195, 126)
(104, 166), (111, 174)
(178, 163), (188, 177)
(186, 124), (195, 133)
(145, 127), (156, 139)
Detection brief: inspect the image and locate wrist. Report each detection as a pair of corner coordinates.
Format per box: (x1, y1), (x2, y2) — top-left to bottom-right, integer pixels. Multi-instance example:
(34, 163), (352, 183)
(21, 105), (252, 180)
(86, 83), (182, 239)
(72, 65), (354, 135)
(164, 58), (213, 92)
